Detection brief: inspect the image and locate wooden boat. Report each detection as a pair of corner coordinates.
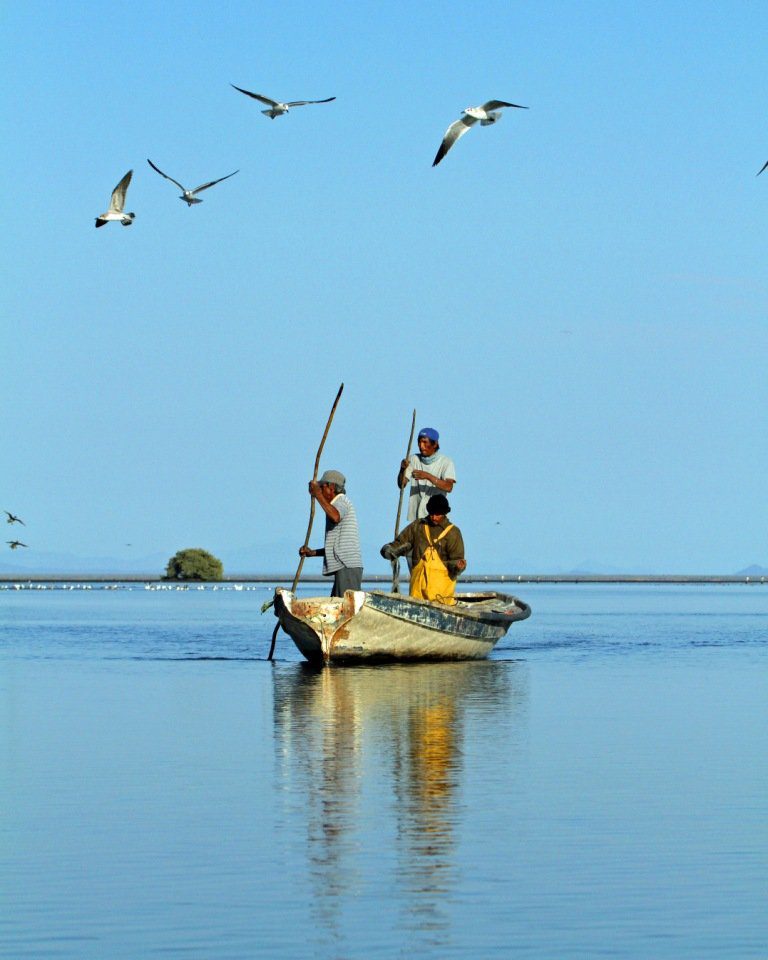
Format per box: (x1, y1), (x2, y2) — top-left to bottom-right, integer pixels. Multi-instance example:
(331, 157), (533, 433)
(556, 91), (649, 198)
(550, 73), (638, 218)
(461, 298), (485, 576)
(272, 587), (531, 664)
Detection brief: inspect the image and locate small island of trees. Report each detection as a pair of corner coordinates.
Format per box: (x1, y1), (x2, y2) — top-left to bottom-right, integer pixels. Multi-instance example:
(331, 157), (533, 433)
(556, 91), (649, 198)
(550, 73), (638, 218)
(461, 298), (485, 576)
(164, 548), (224, 581)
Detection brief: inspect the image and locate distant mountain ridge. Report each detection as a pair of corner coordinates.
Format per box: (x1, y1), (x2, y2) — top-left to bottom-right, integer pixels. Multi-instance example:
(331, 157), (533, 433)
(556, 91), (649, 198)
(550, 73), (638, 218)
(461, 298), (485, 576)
(0, 551), (169, 576)
(1, 548), (765, 578)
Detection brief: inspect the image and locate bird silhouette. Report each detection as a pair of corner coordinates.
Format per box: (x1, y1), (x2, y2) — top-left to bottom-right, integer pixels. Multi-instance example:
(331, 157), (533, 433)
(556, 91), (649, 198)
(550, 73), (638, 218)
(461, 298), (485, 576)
(95, 170), (135, 227)
(146, 159), (239, 205)
(433, 100), (528, 167)
(230, 84), (335, 118)
(7, 540), (28, 549)
(5, 511), (25, 525)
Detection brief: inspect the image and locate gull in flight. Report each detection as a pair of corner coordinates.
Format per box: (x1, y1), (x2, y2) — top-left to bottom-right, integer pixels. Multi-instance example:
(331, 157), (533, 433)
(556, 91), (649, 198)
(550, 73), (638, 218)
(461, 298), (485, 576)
(95, 170), (135, 227)
(230, 84), (335, 118)
(146, 159), (239, 205)
(432, 100), (528, 167)
(7, 540), (28, 549)
(758, 161), (768, 176)
(5, 511), (25, 525)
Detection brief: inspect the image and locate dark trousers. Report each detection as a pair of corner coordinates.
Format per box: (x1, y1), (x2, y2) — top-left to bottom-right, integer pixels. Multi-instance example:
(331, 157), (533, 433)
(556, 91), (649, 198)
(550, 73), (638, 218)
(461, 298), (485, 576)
(331, 567), (364, 597)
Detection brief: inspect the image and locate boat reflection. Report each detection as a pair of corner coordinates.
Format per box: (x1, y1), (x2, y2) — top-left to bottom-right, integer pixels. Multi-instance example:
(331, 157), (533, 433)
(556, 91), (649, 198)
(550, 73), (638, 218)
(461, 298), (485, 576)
(272, 660), (527, 952)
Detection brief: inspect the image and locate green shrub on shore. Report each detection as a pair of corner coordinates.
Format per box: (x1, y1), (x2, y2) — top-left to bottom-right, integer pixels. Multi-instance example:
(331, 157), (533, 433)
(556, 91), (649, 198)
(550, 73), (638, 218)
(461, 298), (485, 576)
(164, 548), (223, 581)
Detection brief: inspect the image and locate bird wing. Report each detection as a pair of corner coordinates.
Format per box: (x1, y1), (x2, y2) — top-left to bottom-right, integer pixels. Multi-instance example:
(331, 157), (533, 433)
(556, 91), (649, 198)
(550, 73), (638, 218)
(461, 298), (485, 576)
(758, 160), (768, 176)
(432, 115), (477, 166)
(481, 100), (528, 111)
(109, 170), (133, 212)
(147, 159), (186, 192)
(230, 85), (279, 107)
(285, 97), (336, 106)
(191, 170), (239, 194)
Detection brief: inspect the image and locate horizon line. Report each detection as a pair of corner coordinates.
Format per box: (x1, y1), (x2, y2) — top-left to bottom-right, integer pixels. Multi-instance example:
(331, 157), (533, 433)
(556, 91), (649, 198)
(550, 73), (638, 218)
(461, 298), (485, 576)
(0, 573), (766, 585)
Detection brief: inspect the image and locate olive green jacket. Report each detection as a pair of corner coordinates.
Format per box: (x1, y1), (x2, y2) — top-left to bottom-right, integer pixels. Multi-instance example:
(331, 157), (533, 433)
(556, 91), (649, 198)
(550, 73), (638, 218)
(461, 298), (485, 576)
(381, 517), (466, 577)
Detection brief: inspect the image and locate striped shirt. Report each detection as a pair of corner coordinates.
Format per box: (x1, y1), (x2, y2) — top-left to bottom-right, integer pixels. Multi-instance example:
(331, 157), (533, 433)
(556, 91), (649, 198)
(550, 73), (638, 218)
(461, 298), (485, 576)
(323, 494), (362, 575)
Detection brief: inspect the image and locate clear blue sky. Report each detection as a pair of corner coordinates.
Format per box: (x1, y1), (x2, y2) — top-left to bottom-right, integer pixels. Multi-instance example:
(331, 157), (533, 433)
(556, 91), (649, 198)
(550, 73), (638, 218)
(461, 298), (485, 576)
(3, 0), (766, 574)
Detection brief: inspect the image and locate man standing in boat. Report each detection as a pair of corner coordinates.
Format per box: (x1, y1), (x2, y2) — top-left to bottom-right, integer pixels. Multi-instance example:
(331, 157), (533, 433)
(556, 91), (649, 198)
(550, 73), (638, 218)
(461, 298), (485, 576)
(397, 427), (456, 523)
(299, 470), (363, 597)
(380, 494), (466, 605)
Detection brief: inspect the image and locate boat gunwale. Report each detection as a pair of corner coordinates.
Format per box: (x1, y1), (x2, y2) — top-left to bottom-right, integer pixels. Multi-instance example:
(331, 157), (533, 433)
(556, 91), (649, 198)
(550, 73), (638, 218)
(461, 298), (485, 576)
(365, 589), (532, 627)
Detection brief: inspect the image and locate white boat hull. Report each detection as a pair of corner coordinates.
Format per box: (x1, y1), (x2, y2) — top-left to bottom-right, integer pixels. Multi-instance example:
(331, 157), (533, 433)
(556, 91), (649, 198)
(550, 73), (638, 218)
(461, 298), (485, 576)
(273, 588), (531, 664)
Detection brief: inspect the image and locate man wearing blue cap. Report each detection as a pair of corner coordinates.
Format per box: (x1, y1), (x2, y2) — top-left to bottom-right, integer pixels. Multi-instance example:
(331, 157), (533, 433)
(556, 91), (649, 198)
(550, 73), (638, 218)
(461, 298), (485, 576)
(397, 427), (456, 523)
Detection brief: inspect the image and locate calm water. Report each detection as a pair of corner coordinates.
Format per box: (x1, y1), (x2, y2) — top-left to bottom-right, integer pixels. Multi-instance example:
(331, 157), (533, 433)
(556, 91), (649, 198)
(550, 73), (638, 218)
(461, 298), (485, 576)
(1, 583), (766, 959)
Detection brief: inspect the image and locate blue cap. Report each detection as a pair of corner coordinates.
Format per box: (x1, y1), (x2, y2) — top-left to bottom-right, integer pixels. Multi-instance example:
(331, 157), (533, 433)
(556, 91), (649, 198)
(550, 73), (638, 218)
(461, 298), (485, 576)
(418, 427), (439, 442)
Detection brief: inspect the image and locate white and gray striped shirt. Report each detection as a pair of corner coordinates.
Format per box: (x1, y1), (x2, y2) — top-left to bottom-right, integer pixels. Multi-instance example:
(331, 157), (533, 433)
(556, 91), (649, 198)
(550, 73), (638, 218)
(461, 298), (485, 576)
(323, 494), (362, 575)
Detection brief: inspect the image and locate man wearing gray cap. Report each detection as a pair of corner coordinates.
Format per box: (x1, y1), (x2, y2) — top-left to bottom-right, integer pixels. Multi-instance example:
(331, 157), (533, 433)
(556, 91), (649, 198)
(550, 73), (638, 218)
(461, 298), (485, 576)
(299, 470), (363, 596)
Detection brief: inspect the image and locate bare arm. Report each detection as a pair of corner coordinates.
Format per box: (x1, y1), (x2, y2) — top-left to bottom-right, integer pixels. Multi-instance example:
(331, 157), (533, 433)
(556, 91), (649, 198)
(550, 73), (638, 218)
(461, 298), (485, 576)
(299, 546), (325, 557)
(409, 471), (455, 492)
(401, 453), (455, 492)
(308, 480), (340, 523)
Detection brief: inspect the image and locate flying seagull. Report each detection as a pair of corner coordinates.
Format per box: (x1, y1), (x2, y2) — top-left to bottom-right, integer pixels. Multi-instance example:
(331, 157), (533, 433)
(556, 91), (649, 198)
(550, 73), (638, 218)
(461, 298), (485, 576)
(7, 540), (28, 549)
(758, 161), (768, 176)
(147, 159), (239, 205)
(5, 511), (25, 525)
(432, 100), (528, 167)
(95, 170), (135, 227)
(230, 84), (335, 118)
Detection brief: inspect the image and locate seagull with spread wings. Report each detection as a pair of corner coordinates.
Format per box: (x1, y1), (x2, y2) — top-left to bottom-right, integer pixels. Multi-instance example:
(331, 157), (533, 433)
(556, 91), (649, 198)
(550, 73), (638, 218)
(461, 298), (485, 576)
(147, 159), (239, 205)
(5, 511), (25, 525)
(7, 540), (28, 549)
(230, 84), (335, 118)
(432, 100), (528, 167)
(95, 170), (135, 227)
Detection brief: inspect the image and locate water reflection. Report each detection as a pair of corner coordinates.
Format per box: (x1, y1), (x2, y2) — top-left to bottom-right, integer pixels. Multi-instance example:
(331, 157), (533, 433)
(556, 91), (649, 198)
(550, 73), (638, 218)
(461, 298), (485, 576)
(272, 661), (527, 954)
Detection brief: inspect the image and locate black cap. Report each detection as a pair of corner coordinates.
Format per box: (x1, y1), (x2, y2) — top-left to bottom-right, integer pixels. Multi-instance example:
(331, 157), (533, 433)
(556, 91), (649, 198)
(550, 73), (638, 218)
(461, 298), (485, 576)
(426, 494), (450, 515)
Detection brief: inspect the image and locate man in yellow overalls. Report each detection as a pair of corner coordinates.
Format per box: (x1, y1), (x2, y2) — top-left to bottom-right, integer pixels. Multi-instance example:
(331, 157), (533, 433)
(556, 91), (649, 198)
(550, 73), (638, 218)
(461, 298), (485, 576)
(380, 494), (466, 605)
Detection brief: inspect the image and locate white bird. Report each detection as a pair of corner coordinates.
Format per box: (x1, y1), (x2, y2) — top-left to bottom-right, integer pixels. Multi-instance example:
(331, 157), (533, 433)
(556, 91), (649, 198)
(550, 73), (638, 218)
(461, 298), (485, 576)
(147, 159), (239, 205)
(230, 84), (336, 118)
(432, 100), (528, 167)
(758, 161), (768, 176)
(95, 170), (135, 227)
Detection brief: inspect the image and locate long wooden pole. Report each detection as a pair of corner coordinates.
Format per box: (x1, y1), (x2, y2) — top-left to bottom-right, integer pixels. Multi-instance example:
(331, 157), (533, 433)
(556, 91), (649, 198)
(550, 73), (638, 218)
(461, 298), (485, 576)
(391, 408), (416, 593)
(268, 383), (344, 660)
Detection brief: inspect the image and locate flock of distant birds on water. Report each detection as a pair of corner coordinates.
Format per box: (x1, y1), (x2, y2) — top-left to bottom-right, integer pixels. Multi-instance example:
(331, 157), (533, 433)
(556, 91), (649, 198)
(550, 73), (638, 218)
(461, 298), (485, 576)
(95, 86), (530, 226)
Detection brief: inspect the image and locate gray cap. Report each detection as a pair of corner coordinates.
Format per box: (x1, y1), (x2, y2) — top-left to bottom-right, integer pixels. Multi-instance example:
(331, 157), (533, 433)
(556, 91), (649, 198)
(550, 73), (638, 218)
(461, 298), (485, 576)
(319, 469), (346, 488)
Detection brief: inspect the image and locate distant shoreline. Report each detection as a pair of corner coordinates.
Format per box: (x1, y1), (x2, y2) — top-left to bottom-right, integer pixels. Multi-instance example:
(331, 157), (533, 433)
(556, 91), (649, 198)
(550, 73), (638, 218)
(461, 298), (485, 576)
(0, 573), (766, 585)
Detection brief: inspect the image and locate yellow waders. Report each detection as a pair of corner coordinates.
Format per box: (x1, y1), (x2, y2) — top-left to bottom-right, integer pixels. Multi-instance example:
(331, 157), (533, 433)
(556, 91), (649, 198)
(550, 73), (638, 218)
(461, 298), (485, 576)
(409, 524), (457, 605)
